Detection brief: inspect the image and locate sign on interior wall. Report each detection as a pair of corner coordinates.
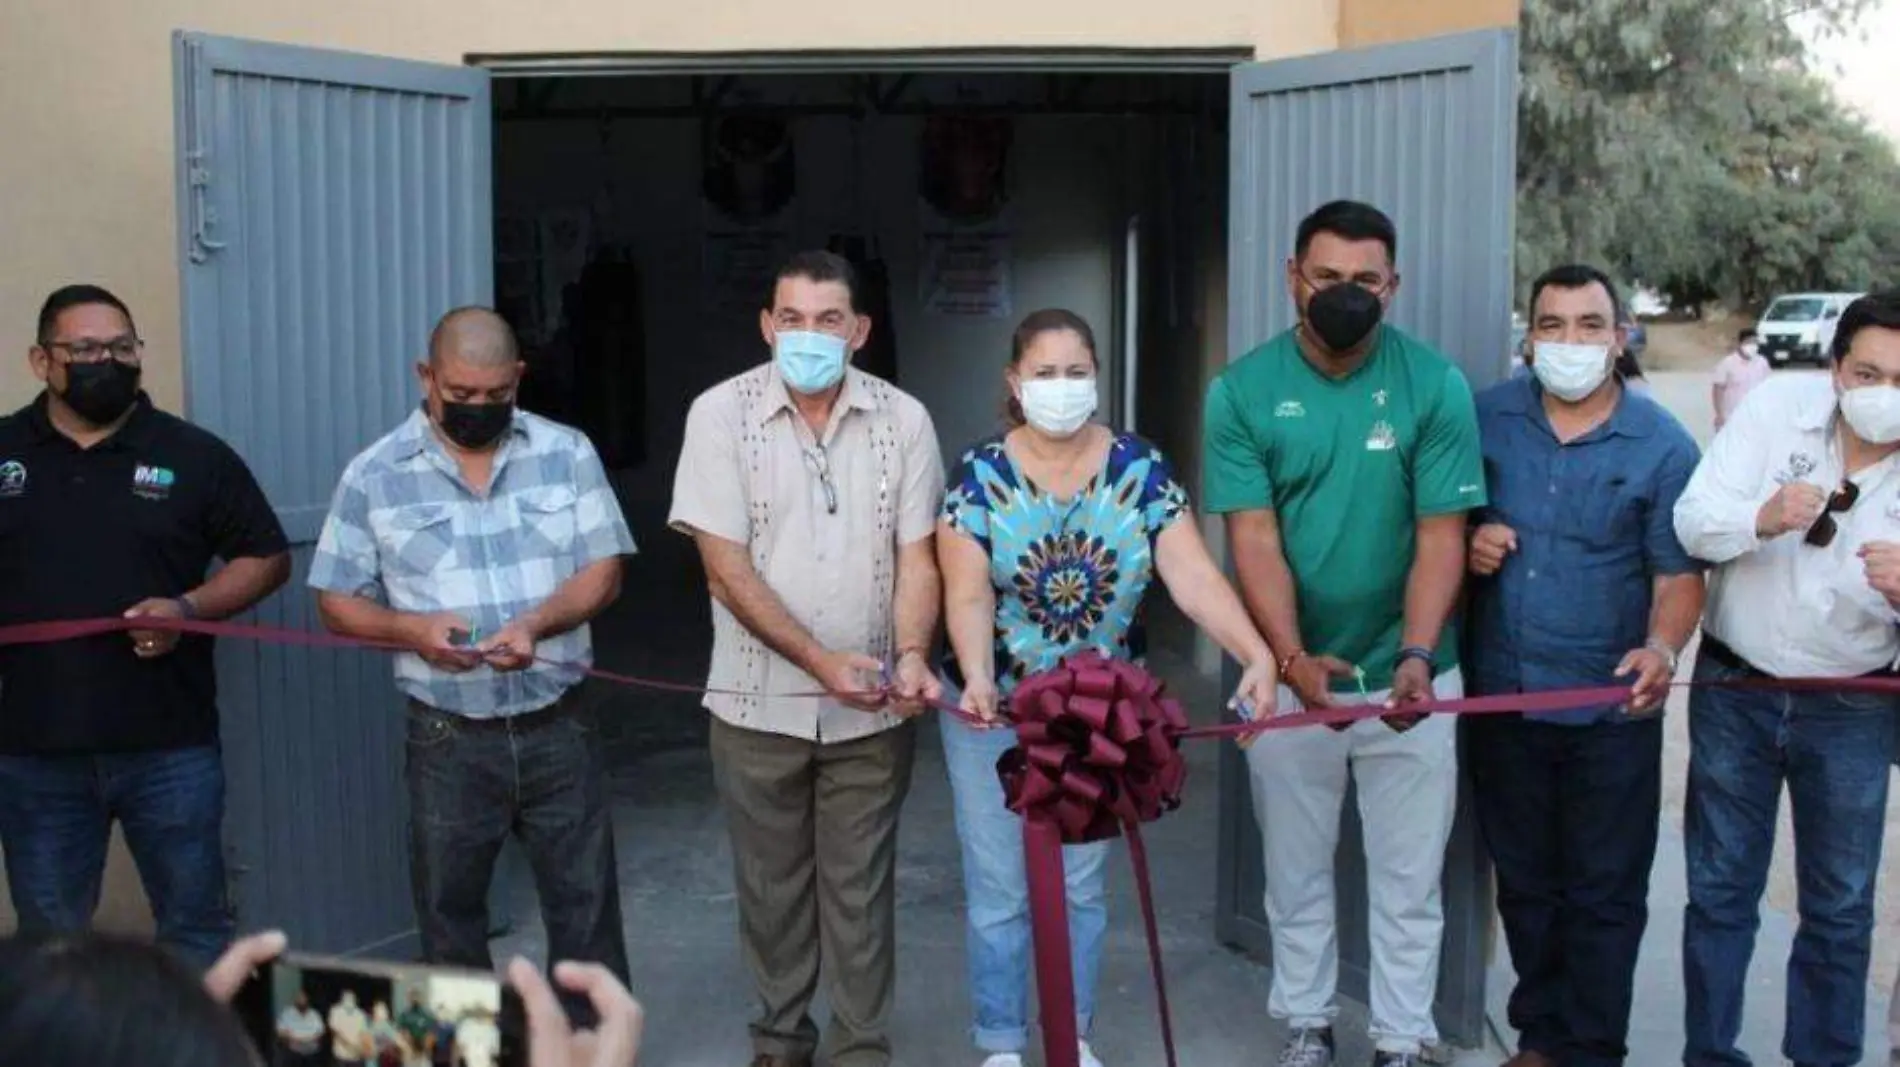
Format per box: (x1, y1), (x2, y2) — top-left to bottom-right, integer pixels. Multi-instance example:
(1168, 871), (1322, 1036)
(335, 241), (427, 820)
(920, 228), (1013, 318)
(919, 115), (1012, 226)
(704, 229), (793, 314)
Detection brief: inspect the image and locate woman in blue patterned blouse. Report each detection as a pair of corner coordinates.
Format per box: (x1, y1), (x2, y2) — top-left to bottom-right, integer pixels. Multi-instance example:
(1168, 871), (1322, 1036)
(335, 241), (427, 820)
(936, 308), (1278, 1067)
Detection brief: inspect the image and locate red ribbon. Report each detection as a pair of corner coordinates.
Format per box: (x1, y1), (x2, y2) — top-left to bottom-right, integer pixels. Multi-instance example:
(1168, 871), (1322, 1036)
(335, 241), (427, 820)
(9, 616), (1900, 1067)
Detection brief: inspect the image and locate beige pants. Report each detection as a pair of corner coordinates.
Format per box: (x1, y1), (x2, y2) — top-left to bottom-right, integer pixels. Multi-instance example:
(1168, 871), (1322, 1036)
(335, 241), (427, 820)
(709, 717), (917, 1067)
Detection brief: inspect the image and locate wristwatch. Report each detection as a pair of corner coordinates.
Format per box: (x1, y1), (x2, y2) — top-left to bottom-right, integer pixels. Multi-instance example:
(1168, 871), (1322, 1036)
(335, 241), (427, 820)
(174, 595), (200, 621)
(1644, 637), (1680, 675)
(1395, 645), (1435, 673)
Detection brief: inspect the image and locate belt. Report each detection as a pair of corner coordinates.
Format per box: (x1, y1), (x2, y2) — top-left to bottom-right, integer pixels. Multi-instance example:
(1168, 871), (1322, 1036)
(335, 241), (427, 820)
(1700, 633), (1896, 680)
(407, 691), (577, 731)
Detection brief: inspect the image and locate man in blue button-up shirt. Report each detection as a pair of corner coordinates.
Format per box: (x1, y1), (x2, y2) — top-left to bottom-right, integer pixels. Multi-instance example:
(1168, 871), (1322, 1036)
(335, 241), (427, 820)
(1465, 264), (1705, 1067)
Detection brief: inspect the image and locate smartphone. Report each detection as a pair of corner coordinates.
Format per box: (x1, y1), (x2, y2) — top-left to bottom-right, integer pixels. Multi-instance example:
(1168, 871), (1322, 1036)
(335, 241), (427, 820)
(230, 952), (527, 1067)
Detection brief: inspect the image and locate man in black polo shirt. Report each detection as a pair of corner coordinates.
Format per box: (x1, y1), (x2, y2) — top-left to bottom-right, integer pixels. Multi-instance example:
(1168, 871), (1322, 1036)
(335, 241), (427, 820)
(0, 284), (289, 968)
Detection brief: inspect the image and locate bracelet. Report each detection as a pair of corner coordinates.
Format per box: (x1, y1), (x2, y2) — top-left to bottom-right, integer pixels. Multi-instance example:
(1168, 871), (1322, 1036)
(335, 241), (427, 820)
(1277, 648), (1308, 674)
(174, 595), (200, 621)
(1396, 645), (1435, 671)
(1644, 637), (1680, 675)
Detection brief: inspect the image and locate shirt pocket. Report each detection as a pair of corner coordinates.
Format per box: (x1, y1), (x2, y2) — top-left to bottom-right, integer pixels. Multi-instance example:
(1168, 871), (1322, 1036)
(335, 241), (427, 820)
(376, 504), (457, 575)
(1571, 476), (1645, 550)
(513, 486), (579, 561)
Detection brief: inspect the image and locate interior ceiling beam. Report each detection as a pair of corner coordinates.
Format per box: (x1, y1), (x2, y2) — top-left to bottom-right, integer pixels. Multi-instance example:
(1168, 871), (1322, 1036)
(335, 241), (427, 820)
(494, 101), (1216, 122)
(471, 48), (1251, 77)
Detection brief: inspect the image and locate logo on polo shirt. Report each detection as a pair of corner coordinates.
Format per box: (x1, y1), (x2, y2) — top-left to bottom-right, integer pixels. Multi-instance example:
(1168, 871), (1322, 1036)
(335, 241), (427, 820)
(0, 461), (23, 498)
(1275, 400), (1305, 418)
(1365, 420), (1397, 452)
(132, 464), (175, 501)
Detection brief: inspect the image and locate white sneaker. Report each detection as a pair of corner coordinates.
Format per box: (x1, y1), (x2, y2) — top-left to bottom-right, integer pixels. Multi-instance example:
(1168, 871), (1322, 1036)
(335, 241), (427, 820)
(978, 1056), (1024, 1067)
(1078, 1039), (1106, 1067)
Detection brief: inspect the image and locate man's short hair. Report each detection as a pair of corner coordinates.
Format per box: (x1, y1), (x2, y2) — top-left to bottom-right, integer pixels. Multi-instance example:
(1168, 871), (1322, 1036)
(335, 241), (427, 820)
(1527, 264), (1626, 325)
(36, 284), (134, 345)
(766, 250), (860, 313)
(1294, 200), (1397, 261)
(1831, 290), (1900, 362)
(1738, 327), (1758, 343)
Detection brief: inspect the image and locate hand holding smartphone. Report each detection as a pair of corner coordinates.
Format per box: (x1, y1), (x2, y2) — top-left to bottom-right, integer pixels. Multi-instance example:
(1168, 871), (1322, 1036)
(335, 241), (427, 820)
(231, 953), (526, 1067)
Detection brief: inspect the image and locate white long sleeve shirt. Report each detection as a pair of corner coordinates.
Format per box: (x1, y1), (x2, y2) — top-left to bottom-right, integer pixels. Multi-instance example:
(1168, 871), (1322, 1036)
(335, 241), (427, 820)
(1674, 372), (1900, 677)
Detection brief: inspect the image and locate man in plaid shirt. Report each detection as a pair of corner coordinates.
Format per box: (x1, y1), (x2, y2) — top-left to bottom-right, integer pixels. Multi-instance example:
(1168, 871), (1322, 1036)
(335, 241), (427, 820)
(310, 307), (635, 999)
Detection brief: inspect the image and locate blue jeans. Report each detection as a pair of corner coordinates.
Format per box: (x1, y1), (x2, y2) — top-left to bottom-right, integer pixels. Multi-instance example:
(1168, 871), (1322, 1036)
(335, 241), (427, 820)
(0, 745), (231, 969)
(939, 709), (1109, 1054)
(1682, 651), (1896, 1067)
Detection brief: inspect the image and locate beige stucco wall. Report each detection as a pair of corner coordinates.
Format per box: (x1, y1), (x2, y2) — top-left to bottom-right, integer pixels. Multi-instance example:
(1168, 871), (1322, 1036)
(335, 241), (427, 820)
(0, 0), (1512, 936)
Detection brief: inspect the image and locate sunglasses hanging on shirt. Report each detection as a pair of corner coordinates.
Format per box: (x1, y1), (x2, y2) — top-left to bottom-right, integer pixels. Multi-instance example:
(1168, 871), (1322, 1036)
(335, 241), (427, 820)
(1804, 480), (1861, 547)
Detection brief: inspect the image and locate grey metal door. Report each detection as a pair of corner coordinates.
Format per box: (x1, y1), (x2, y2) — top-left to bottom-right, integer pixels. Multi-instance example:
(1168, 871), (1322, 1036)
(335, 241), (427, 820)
(173, 31), (492, 957)
(1213, 28), (1518, 1047)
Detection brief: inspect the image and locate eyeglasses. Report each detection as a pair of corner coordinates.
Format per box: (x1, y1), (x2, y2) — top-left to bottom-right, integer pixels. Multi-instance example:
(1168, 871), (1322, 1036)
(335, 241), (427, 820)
(45, 338), (143, 364)
(1299, 271), (1394, 296)
(802, 443), (837, 515)
(1805, 480), (1860, 547)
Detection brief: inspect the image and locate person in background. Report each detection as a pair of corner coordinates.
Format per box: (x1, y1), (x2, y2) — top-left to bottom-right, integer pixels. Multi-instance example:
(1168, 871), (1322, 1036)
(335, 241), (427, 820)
(399, 990), (438, 1067)
(0, 284), (291, 970)
(1203, 200), (1485, 1067)
(670, 250), (944, 1067)
(936, 309), (1279, 1067)
(1710, 328), (1771, 434)
(1673, 290), (1900, 1067)
(309, 308), (635, 1013)
(431, 1003), (460, 1067)
(455, 1006), (501, 1067)
(331, 990), (374, 1067)
(1465, 264), (1705, 1067)
(277, 989), (328, 1066)
(371, 1001), (404, 1067)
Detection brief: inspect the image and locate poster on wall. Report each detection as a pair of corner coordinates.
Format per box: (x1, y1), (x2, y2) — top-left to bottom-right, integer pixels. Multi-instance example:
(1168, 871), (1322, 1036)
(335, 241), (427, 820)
(920, 229), (1013, 319)
(704, 229), (793, 314)
(701, 114), (796, 226)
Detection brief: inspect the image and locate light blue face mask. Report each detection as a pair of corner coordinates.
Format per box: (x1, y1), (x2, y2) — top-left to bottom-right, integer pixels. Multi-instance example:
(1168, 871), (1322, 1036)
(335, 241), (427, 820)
(774, 330), (849, 395)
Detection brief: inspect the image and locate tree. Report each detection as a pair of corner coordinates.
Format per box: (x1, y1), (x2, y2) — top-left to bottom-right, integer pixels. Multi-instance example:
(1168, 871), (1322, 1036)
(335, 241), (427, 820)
(1515, 0), (1899, 311)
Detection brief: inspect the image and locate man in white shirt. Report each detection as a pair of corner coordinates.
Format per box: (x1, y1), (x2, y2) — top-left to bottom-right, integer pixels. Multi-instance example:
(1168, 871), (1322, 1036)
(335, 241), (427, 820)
(1672, 290), (1900, 1067)
(330, 990), (374, 1065)
(455, 1008), (501, 1067)
(1710, 328), (1772, 434)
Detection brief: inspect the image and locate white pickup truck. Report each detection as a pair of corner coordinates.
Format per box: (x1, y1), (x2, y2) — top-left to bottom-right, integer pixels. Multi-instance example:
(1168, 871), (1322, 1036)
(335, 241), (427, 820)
(1755, 291), (1866, 366)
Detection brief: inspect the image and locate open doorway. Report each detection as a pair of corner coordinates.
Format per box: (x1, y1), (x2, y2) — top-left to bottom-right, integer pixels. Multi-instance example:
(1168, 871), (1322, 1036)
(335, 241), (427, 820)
(488, 68), (1235, 755)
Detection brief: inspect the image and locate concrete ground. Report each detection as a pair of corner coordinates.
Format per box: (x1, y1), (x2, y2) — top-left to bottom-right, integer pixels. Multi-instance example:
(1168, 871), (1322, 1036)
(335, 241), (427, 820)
(487, 363), (1900, 1066)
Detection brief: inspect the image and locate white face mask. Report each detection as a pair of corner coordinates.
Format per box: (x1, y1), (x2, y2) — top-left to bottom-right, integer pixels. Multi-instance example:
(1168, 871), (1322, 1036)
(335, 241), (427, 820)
(1530, 341), (1614, 402)
(1839, 384), (1900, 445)
(1018, 377), (1098, 437)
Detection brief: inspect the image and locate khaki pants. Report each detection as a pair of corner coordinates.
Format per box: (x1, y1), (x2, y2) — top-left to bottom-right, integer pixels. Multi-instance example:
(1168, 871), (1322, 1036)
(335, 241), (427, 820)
(710, 717), (916, 1067)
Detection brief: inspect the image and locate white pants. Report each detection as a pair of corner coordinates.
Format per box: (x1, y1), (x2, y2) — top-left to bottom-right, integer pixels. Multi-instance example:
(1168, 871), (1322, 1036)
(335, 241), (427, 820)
(1244, 667), (1461, 1054)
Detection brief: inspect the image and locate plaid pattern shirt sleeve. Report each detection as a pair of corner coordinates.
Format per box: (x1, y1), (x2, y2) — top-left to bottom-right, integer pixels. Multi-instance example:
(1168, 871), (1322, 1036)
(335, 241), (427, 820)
(572, 436), (637, 566)
(309, 457), (385, 602)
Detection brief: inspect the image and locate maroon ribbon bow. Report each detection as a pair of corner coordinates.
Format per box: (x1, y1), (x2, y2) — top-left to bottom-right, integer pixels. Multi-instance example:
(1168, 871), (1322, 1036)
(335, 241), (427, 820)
(997, 652), (1188, 1067)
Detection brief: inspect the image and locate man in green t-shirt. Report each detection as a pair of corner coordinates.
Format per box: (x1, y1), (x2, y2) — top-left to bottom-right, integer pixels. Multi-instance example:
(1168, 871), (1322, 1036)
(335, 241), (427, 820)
(397, 990), (437, 1067)
(1202, 200), (1485, 1067)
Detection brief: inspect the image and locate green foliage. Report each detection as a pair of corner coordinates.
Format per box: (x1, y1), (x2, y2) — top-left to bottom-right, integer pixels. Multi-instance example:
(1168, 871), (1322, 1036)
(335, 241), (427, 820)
(1516, 0), (1900, 312)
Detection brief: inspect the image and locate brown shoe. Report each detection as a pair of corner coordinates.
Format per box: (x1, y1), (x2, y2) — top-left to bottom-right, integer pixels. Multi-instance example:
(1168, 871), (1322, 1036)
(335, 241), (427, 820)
(1502, 1052), (1556, 1067)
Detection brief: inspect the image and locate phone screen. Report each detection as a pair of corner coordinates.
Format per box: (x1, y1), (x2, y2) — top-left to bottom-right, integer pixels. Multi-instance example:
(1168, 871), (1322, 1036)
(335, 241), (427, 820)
(230, 952), (526, 1067)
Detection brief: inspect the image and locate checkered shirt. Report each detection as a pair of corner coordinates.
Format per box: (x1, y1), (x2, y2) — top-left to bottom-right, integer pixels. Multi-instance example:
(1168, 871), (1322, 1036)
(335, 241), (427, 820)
(308, 408), (636, 717)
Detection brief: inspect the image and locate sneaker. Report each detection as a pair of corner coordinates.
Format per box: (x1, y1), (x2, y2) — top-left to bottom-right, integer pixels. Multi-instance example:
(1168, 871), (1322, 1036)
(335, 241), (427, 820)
(1078, 1039), (1105, 1067)
(1278, 1027), (1335, 1067)
(977, 1056), (1024, 1067)
(1370, 1052), (1423, 1067)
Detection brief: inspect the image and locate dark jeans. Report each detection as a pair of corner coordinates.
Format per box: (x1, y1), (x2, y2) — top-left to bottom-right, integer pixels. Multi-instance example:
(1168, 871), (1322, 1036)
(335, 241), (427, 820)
(1469, 713), (1661, 1067)
(1682, 651), (1896, 1067)
(405, 700), (628, 1006)
(0, 745), (231, 969)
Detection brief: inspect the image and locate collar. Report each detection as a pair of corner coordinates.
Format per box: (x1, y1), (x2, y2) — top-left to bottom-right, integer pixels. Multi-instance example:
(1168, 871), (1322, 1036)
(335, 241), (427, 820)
(24, 391), (161, 450)
(749, 364), (881, 427)
(1502, 375), (1655, 440)
(390, 404), (531, 461)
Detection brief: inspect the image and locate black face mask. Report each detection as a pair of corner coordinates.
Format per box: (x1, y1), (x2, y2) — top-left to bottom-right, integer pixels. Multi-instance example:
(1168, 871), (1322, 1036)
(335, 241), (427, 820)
(1304, 283), (1384, 353)
(437, 400), (513, 451)
(58, 359), (141, 425)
